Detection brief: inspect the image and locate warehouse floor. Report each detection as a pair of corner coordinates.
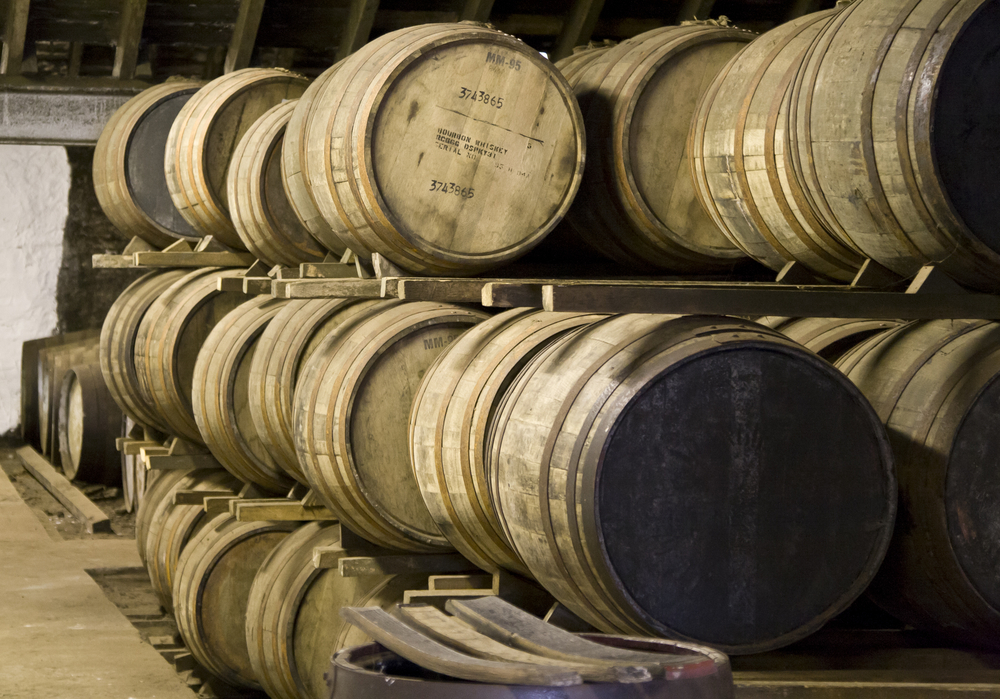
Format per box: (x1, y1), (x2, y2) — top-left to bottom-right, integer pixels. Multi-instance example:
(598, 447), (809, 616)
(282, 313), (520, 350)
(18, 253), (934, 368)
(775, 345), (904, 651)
(0, 449), (193, 699)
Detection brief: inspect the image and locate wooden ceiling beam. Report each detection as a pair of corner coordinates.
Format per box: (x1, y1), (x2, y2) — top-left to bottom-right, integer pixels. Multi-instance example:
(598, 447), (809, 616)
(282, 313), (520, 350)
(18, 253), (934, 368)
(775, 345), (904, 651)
(551, 0), (605, 61)
(336, 0), (380, 61)
(676, 0), (717, 22)
(112, 0), (147, 79)
(1, 0), (31, 75)
(225, 0), (267, 73)
(459, 0), (496, 23)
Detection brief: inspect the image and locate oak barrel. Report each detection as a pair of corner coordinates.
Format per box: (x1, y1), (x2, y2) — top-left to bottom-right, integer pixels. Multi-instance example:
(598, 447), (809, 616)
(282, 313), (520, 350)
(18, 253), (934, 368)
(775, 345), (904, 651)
(173, 514), (298, 688)
(38, 338), (100, 461)
(143, 469), (240, 608)
(787, 0), (1000, 290)
(165, 68), (309, 248)
(249, 297), (381, 484)
(294, 301), (488, 551)
(559, 24), (752, 271)
(133, 268), (246, 443)
(246, 522), (426, 699)
(304, 23), (585, 275)
(136, 469), (190, 566)
(94, 80), (205, 247)
(690, 9), (864, 281)
(228, 100), (326, 267)
(758, 317), (905, 362)
(410, 308), (605, 575)
(836, 320), (1000, 646)
(101, 269), (189, 435)
(192, 296), (292, 493)
(490, 314), (896, 653)
(57, 362), (123, 485)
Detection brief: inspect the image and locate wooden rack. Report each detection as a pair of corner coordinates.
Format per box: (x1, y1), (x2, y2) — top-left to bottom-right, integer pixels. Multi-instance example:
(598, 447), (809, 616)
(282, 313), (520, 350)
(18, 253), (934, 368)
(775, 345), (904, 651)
(93, 236), (255, 269)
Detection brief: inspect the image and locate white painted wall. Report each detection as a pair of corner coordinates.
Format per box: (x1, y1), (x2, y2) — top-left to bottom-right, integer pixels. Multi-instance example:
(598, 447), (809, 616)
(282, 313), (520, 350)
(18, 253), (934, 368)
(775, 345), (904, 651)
(0, 145), (70, 434)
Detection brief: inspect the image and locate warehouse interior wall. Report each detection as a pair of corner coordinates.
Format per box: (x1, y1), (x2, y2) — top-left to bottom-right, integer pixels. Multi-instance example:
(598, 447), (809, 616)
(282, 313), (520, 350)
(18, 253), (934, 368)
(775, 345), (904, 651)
(0, 145), (138, 436)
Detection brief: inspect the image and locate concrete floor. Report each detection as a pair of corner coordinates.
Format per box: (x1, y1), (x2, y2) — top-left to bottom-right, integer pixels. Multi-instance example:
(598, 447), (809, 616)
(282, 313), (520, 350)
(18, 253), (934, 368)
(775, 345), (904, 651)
(0, 458), (194, 699)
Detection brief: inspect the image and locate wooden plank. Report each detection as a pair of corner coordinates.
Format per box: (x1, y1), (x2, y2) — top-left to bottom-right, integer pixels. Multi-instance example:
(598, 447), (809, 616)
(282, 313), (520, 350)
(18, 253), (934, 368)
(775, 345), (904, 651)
(734, 680), (1000, 698)
(232, 499), (337, 522)
(132, 250), (256, 267)
(112, 0), (148, 79)
(243, 277), (271, 295)
(540, 284), (1000, 319)
(676, 0), (716, 21)
(397, 604), (649, 683)
(299, 261), (360, 278)
(460, 0), (496, 21)
(91, 254), (136, 268)
(404, 588), (496, 605)
(224, 0), (267, 73)
(1, 0), (31, 76)
(481, 281), (548, 308)
(336, 553), (476, 576)
(429, 574), (494, 591)
(121, 440), (161, 455)
(335, 0), (381, 61)
(15, 446), (112, 534)
(217, 276), (244, 292)
(204, 495), (239, 517)
(173, 489), (236, 505)
(339, 606), (583, 686)
(551, 0), (606, 61)
(273, 277), (383, 299)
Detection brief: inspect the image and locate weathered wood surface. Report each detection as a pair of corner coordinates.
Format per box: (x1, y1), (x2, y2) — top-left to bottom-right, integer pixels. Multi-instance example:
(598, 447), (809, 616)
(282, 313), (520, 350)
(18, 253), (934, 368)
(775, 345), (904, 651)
(15, 445), (112, 534)
(758, 317), (905, 363)
(191, 295), (292, 492)
(38, 337), (100, 461)
(247, 522), (426, 699)
(295, 301), (487, 552)
(165, 68), (308, 248)
(132, 268), (246, 443)
(410, 308), (603, 574)
(787, 0), (1000, 292)
(836, 320), (1000, 647)
(248, 297), (380, 483)
(93, 82), (205, 248)
(232, 499), (337, 522)
(173, 514), (298, 689)
(57, 362), (123, 485)
(559, 24), (752, 271)
(489, 314), (895, 653)
(303, 23), (585, 275)
(228, 99), (326, 267)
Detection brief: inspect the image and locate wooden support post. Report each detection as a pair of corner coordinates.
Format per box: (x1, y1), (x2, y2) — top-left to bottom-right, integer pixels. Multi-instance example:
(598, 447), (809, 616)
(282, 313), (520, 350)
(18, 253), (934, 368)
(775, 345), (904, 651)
(15, 446), (112, 534)
(225, 0), (267, 73)
(112, 0), (147, 79)
(143, 437), (220, 471)
(67, 41), (83, 77)
(459, 0), (495, 22)
(676, 0), (716, 21)
(1, 0), (31, 75)
(335, 0), (380, 61)
(551, 0), (605, 61)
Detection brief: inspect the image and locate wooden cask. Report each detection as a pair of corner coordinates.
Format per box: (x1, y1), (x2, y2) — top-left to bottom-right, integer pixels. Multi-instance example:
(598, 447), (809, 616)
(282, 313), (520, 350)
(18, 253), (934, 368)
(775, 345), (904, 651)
(143, 469), (240, 608)
(38, 339), (100, 461)
(294, 301), (488, 551)
(101, 270), (189, 435)
(758, 317), (904, 363)
(410, 308), (605, 575)
(304, 23), (585, 276)
(94, 81), (205, 248)
(490, 314), (896, 653)
(57, 362), (123, 485)
(21, 329), (99, 450)
(165, 68), (309, 249)
(228, 100), (327, 267)
(690, 10), (864, 281)
(134, 268), (246, 443)
(249, 298), (381, 484)
(788, 0), (1000, 291)
(246, 522), (426, 699)
(559, 24), (753, 271)
(173, 514), (298, 688)
(136, 469), (190, 567)
(836, 320), (1000, 646)
(192, 296), (292, 493)
(281, 66), (348, 256)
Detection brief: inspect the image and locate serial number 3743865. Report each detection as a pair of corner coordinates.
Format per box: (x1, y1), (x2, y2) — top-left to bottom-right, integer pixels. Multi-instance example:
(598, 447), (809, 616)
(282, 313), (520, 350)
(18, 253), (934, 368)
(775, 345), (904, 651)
(429, 180), (476, 198)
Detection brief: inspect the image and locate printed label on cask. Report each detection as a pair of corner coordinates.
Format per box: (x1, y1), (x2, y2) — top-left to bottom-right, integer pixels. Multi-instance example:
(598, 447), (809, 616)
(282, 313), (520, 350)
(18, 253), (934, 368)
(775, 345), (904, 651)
(485, 51), (522, 71)
(422, 334), (460, 351)
(435, 127), (510, 162)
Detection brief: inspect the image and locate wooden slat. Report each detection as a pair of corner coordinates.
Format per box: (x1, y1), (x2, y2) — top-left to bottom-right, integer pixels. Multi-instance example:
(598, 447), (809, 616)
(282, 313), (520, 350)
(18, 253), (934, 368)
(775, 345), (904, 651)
(459, 0), (496, 22)
(112, 0), (148, 79)
(272, 277), (382, 299)
(339, 607), (583, 686)
(173, 489), (237, 505)
(232, 499), (337, 522)
(551, 0), (606, 61)
(1, 0), (30, 76)
(15, 446), (112, 534)
(217, 276), (245, 292)
(299, 261), (360, 278)
(735, 680), (1000, 698)
(335, 0), (380, 61)
(224, 0), (267, 73)
(335, 553), (476, 576)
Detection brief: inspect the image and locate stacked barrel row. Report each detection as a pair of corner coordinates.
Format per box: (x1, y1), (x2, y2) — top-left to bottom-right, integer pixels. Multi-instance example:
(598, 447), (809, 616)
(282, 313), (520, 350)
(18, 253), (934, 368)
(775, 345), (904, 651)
(690, 0), (1000, 290)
